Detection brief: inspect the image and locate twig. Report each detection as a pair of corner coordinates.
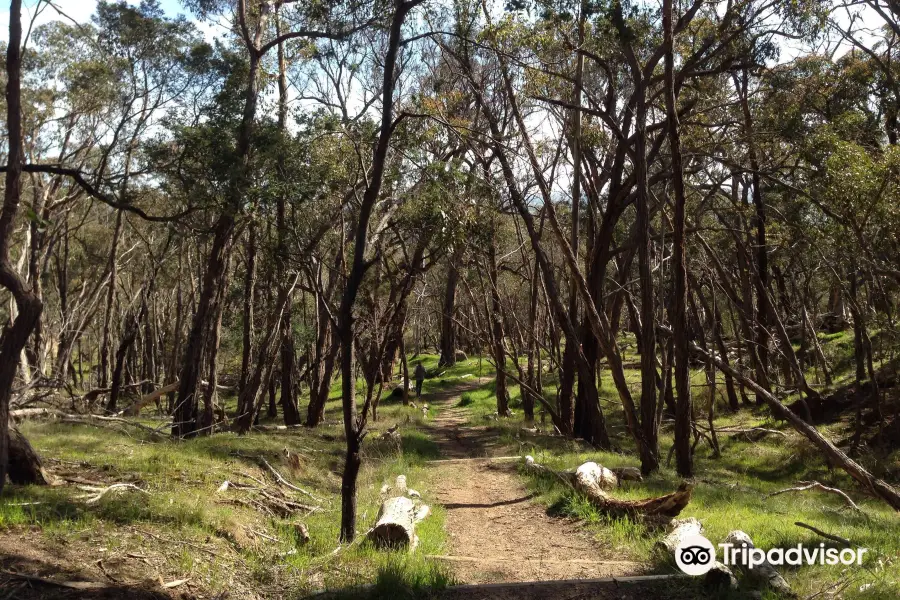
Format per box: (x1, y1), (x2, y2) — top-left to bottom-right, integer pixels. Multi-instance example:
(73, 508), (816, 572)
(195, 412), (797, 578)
(765, 481), (863, 513)
(260, 458), (322, 502)
(245, 527), (280, 543)
(794, 521), (852, 546)
(133, 527), (225, 560)
(0, 571), (110, 590)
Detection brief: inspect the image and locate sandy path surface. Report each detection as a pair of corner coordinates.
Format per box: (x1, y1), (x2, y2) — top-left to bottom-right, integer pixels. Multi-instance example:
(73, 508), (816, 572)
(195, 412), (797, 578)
(422, 384), (644, 585)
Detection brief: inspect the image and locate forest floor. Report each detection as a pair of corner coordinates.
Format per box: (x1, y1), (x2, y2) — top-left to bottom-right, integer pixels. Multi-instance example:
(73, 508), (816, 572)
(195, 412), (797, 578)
(2, 343), (899, 599)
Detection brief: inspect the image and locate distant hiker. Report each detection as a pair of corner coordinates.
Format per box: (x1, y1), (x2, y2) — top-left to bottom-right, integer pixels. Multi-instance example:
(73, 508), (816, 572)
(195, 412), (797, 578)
(414, 362), (427, 397)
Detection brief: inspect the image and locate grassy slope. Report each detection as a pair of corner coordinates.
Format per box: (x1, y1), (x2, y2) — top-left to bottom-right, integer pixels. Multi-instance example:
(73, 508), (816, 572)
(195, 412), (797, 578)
(2, 364), (463, 599)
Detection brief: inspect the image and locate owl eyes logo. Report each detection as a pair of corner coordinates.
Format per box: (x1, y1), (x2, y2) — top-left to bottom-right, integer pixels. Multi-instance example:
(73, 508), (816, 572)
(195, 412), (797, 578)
(675, 535), (717, 575)
(679, 545), (712, 566)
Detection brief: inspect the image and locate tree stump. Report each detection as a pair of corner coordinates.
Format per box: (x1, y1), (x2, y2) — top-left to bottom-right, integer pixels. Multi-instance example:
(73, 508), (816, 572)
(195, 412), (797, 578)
(8, 427), (50, 485)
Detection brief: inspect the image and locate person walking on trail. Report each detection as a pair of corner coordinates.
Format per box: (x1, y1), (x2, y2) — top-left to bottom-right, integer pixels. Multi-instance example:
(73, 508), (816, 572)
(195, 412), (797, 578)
(414, 362), (427, 397)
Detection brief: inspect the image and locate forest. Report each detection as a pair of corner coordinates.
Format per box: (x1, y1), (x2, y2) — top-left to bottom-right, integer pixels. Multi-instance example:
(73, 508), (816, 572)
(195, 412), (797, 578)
(1, 0), (899, 598)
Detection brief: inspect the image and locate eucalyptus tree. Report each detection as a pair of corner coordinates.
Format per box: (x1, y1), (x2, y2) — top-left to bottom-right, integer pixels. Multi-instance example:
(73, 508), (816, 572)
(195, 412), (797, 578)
(169, 0), (374, 437)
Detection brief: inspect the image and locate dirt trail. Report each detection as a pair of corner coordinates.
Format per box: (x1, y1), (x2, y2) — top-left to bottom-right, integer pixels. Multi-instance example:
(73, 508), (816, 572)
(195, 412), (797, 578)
(422, 382), (644, 585)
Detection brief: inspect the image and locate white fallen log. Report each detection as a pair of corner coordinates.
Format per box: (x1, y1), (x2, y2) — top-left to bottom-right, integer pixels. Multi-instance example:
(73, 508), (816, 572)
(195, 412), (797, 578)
(370, 496), (419, 549)
(723, 530), (793, 597)
(704, 561), (738, 591)
(655, 517), (703, 554)
(369, 475), (430, 550)
(575, 462), (619, 492)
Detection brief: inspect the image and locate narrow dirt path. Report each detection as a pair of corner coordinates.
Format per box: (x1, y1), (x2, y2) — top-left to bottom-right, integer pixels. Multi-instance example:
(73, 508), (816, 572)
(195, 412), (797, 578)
(421, 383), (645, 585)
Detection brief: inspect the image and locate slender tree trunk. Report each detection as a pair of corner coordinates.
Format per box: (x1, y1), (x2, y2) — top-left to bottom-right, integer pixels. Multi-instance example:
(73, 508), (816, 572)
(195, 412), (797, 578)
(174, 215), (234, 437)
(438, 257), (460, 367)
(524, 257), (540, 421)
(99, 211), (123, 389)
(559, 10), (586, 436)
(399, 330), (410, 406)
(239, 224), (257, 400)
(737, 69), (771, 381)
(199, 268), (228, 434)
(665, 0), (692, 477)
(488, 237), (510, 417)
(337, 0), (413, 542)
(106, 301), (146, 414)
(634, 72), (659, 475)
(276, 15), (302, 426)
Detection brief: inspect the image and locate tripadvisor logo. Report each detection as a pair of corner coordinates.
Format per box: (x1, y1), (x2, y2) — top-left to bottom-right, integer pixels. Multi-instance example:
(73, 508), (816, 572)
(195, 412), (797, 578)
(675, 535), (717, 575)
(675, 534), (869, 576)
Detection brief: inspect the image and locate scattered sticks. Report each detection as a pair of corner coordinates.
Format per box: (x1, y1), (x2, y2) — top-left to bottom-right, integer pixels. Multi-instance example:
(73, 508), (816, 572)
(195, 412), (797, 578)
(794, 521), (852, 546)
(76, 483), (150, 504)
(765, 481), (863, 513)
(260, 458), (322, 502)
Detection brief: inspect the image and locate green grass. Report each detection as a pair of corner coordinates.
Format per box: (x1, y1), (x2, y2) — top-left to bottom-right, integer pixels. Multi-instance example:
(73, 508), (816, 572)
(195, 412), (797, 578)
(502, 328), (900, 599)
(2, 372), (456, 598)
(6, 330), (899, 599)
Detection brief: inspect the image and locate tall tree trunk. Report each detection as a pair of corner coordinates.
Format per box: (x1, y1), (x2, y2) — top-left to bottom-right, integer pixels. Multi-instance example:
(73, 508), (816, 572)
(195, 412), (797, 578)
(239, 224), (257, 401)
(559, 9), (585, 436)
(523, 256), (540, 421)
(99, 211), (124, 389)
(438, 257), (460, 367)
(174, 24), (266, 435)
(634, 63), (659, 476)
(276, 14), (302, 426)
(106, 299), (147, 414)
(737, 69), (771, 382)
(488, 236), (510, 417)
(665, 0), (692, 477)
(307, 255), (340, 427)
(0, 0), (44, 495)
(174, 215), (234, 437)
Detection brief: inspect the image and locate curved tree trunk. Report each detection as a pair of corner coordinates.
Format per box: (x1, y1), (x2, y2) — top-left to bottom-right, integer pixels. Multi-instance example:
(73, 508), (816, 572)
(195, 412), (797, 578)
(0, 0), (45, 495)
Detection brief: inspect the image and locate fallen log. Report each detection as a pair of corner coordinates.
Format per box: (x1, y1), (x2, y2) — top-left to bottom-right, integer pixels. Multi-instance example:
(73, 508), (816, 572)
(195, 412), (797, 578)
(369, 475), (430, 550)
(723, 530), (793, 597)
(525, 456), (692, 520)
(680, 332), (900, 512)
(704, 562), (738, 591)
(120, 381), (179, 416)
(655, 517), (702, 554)
(10, 409), (169, 439)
